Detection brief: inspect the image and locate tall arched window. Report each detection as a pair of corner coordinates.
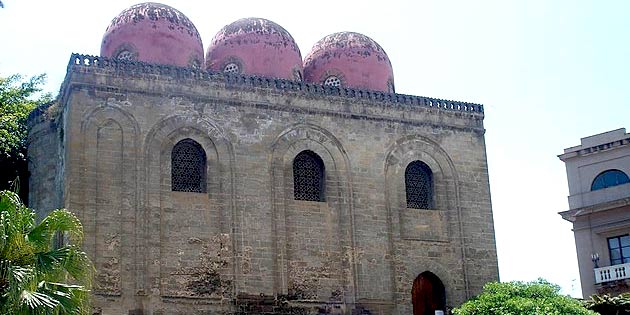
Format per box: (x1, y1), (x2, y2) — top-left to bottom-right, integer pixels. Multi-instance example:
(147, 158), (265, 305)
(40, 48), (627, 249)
(293, 150), (325, 202)
(171, 139), (207, 193)
(406, 160), (433, 209)
(591, 169), (630, 191)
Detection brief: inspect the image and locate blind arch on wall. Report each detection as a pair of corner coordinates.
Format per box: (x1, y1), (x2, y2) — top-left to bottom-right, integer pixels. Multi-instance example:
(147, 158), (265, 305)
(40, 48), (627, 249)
(293, 150), (325, 202)
(405, 160), (434, 209)
(171, 138), (207, 193)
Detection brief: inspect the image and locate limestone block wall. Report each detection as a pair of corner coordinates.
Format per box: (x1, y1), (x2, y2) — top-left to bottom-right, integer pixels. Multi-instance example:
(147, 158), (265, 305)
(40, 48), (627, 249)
(27, 103), (65, 219)
(28, 55), (498, 315)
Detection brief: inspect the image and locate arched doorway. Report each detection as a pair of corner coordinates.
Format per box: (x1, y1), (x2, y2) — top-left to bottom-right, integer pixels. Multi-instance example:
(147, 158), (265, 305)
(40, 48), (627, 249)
(412, 271), (446, 315)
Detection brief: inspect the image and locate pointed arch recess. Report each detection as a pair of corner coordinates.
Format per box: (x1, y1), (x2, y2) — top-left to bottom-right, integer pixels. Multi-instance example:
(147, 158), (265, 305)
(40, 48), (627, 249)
(383, 135), (468, 307)
(79, 104), (139, 298)
(269, 123), (357, 303)
(141, 114), (237, 298)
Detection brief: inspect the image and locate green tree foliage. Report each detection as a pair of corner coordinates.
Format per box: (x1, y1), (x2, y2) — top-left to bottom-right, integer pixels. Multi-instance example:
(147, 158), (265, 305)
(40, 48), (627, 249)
(0, 74), (50, 156)
(0, 74), (52, 200)
(584, 293), (630, 315)
(0, 190), (93, 314)
(453, 279), (597, 315)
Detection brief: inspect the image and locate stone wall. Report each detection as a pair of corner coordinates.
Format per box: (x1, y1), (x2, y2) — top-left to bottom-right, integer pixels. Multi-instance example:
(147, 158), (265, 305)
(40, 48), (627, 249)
(27, 102), (65, 219)
(27, 55), (498, 315)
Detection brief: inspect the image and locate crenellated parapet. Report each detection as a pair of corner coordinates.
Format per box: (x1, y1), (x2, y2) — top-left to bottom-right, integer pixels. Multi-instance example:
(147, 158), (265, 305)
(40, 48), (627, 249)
(66, 53), (484, 114)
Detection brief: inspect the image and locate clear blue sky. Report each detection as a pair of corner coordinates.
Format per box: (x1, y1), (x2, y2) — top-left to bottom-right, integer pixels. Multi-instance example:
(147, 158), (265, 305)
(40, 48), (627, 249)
(2, 0), (629, 298)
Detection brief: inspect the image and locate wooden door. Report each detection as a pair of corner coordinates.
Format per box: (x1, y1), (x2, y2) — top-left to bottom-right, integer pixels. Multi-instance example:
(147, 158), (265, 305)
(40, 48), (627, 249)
(412, 272), (445, 315)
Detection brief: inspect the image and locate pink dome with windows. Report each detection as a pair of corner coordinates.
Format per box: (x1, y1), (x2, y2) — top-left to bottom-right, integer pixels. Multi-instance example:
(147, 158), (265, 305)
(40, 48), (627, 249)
(100, 2), (204, 68)
(303, 32), (395, 93)
(205, 18), (303, 81)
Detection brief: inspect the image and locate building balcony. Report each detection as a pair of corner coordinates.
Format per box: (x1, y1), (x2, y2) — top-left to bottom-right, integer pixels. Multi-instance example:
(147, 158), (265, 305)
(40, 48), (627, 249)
(594, 263), (630, 284)
(568, 182), (630, 209)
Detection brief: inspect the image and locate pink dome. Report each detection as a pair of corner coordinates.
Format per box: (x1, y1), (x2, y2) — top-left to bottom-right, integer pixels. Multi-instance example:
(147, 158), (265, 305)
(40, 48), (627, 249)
(101, 2), (204, 68)
(304, 32), (395, 93)
(205, 18), (303, 80)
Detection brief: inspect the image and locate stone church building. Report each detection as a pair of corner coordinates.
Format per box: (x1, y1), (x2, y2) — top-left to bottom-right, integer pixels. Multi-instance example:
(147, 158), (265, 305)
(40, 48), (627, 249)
(27, 3), (498, 315)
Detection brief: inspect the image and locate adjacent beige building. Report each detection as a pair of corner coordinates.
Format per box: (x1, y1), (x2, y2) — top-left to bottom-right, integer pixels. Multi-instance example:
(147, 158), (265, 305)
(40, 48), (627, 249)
(560, 128), (630, 298)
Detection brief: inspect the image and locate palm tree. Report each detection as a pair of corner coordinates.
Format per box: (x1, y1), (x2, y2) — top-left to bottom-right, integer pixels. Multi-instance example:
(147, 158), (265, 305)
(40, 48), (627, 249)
(0, 190), (93, 314)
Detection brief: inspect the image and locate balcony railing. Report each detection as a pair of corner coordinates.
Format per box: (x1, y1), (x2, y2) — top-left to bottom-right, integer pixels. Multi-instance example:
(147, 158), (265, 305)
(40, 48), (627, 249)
(594, 263), (630, 284)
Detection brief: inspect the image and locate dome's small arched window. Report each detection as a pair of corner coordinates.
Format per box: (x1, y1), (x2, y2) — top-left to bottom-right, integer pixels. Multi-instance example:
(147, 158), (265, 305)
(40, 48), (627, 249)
(405, 161), (434, 209)
(116, 50), (135, 61)
(224, 63), (240, 74)
(171, 139), (207, 193)
(293, 150), (325, 202)
(323, 76), (341, 87)
(591, 169), (630, 191)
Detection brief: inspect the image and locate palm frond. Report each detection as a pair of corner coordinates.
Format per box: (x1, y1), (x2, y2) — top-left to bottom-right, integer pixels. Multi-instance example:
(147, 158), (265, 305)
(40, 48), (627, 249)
(0, 191), (22, 213)
(35, 245), (94, 285)
(0, 263), (39, 315)
(28, 209), (84, 251)
(0, 191), (35, 255)
(20, 289), (59, 310)
(59, 245), (93, 285)
(1, 260), (91, 315)
(0, 190), (93, 314)
(4, 232), (35, 265)
(35, 247), (68, 275)
(40, 281), (91, 315)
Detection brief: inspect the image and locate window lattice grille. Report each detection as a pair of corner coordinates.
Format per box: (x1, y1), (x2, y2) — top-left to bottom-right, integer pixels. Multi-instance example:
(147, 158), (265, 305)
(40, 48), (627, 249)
(171, 139), (206, 193)
(293, 151), (325, 201)
(323, 76), (341, 87)
(405, 161), (433, 209)
(224, 63), (240, 74)
(116, 50), (135, 61)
